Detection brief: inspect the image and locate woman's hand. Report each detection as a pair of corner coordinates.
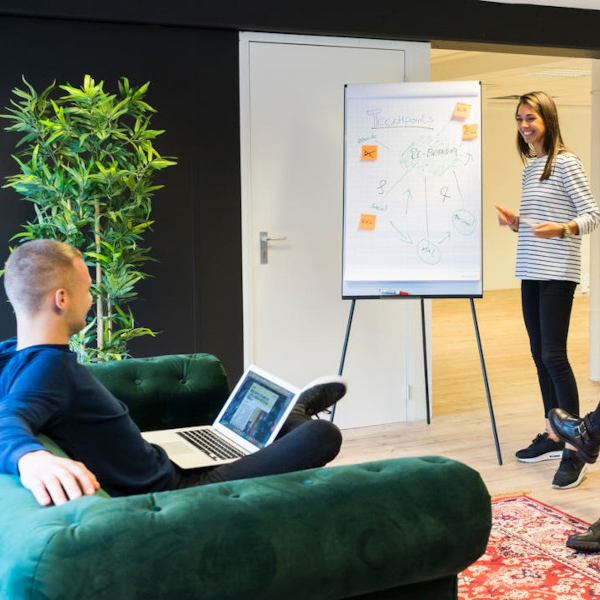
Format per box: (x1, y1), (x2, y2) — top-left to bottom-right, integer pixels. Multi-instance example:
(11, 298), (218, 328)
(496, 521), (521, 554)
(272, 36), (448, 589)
(496, 205), (517, 227)
(533, 222), (567, 239)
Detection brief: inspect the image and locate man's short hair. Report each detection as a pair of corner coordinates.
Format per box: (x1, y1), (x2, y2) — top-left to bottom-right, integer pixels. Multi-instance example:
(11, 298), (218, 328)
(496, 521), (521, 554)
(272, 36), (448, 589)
(4, 239), (83, 314)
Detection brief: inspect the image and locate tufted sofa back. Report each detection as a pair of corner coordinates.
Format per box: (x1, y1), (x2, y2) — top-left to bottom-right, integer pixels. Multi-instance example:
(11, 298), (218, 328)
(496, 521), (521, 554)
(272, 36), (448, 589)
(87, 353), (230, 431)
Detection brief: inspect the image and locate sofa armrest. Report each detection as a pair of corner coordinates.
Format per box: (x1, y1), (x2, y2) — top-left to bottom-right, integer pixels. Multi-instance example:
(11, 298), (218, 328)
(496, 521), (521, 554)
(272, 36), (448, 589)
(0, 456), (491, 599)
(87, 353), (230, 431)
(36, 434), (111, 499)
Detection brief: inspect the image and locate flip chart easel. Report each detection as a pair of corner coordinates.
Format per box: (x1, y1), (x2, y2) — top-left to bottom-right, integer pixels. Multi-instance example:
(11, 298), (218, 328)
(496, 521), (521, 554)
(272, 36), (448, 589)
(331, 297), (503, 465)
(333, 81), (502, 464)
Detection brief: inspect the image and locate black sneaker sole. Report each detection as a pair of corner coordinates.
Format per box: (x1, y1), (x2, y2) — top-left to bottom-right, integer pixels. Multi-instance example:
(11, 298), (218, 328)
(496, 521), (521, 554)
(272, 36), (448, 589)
(516, 450), (563, 463)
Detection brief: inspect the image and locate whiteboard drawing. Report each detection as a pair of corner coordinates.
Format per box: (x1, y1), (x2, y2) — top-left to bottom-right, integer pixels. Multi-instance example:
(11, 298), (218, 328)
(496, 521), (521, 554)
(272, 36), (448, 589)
(342, 81), (482, 298)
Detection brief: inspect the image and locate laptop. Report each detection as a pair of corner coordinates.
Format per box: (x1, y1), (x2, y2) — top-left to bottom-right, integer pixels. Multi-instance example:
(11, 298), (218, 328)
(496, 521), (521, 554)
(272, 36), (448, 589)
(142, 365), (299, 469)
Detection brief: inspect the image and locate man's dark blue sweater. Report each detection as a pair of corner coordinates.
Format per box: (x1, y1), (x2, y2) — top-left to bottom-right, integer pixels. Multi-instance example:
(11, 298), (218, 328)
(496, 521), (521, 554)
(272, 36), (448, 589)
(0, 340), (175, 496)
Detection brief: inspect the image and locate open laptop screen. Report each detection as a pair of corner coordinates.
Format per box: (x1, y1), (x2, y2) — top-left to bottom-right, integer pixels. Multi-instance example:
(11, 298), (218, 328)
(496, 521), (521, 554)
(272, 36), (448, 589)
(216, 368), (298, 449)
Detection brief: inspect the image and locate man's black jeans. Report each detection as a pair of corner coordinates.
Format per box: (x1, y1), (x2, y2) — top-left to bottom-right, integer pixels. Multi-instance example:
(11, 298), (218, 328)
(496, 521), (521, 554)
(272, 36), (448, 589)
(173, 414), (342, 489)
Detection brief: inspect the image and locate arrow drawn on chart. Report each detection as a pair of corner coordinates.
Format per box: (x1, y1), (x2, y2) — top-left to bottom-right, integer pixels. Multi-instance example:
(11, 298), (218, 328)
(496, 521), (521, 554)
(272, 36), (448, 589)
(452, 170), (466, 208)
(390, 221), (412, 244)
(381, 169), (410, 199)
(424, 177), (429, 241)
(402, 189), (412, 214)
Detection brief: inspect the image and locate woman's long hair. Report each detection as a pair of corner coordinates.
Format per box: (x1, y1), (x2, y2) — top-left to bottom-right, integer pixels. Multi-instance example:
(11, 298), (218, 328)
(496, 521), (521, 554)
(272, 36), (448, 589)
(516, 91), (568, 181)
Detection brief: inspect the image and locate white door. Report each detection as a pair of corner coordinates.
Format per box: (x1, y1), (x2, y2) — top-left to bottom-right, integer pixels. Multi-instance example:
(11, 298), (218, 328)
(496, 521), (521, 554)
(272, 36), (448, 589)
(240, 34), (431, 428)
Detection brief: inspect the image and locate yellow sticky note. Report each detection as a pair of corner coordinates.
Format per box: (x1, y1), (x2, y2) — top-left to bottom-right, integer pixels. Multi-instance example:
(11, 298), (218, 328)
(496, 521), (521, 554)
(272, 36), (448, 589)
(453, 102), (471, 120)
(361, 145), (378, 161)
(359, 214), (377, 231)
(462, 124), (479, 140)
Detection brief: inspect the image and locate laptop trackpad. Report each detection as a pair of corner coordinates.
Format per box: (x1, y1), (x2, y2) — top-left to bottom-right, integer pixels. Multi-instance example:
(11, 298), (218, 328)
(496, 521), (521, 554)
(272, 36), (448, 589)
(159, 441), (194, 456)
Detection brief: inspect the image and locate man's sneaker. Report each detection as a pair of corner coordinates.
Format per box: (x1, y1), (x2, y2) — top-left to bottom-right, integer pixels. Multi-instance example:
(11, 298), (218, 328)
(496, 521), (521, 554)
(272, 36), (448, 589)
(567, 518), (600, 552)
(294, 376), (347, 417)
(549, 408), (600, 464)
(515, 432), (564, 463)
(552, 449), (588, 489)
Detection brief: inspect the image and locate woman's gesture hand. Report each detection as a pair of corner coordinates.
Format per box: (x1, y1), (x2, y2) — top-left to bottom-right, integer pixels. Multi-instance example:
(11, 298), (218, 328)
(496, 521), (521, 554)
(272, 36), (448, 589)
(496, 205), (516, 228)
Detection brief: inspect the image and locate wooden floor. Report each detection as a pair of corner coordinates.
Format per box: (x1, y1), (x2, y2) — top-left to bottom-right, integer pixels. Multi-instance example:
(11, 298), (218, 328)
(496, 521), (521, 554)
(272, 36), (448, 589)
(330, 288), (600, 524)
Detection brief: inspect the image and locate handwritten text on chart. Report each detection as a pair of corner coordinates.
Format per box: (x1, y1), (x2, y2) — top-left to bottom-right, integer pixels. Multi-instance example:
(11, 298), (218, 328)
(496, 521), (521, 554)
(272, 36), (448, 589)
(367, 108), (434, 130)
(417, 239), (441, 265)
(453, 209), (476, 235)
(401, 135), (466, 177)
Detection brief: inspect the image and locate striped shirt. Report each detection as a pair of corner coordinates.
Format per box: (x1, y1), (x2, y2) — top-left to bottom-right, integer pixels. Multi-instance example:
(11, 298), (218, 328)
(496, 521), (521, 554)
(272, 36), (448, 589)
(515, 152), (600, 283)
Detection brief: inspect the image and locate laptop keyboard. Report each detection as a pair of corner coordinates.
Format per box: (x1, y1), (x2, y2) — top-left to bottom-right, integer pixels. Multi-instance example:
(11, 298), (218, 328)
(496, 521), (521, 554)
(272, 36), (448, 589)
(177, 429), (246, 461)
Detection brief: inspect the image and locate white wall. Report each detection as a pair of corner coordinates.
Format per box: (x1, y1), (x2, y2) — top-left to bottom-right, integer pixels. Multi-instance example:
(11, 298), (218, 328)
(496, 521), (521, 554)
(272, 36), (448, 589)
(482, 100), (592, 292)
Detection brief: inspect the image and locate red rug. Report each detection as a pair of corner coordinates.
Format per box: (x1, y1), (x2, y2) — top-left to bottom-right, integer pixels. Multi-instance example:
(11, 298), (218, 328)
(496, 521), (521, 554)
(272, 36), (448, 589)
(458, 495), (600, 599)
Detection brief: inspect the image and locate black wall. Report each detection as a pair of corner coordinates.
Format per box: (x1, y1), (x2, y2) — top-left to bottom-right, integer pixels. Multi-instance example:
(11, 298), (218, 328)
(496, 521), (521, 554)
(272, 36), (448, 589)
(1, 1), (600, 382)
(0, 15), (243, 377)
(3, 0), (600, 53)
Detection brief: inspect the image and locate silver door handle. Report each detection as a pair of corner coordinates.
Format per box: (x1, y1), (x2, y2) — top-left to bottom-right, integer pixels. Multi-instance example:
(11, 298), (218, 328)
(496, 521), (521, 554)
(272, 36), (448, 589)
(260, 233), (287, 242)
(260, 231), (287, 264)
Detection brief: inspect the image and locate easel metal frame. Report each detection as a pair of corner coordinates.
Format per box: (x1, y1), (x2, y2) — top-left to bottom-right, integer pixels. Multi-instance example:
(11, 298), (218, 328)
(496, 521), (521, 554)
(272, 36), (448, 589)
(332, 297), (503, 465)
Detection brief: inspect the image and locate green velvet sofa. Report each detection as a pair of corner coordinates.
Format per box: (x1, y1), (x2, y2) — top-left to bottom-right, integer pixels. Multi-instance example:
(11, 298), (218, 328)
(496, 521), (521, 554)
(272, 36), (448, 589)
(0, 353), (491, 600)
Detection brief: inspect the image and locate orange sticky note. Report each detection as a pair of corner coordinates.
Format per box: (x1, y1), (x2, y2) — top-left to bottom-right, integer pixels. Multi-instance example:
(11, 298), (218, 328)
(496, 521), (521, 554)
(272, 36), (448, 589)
(359, 214), (377, 230)
(361, 145), (378, 161)
(462, 123), (478, 140)
(453, 102), (471, 120)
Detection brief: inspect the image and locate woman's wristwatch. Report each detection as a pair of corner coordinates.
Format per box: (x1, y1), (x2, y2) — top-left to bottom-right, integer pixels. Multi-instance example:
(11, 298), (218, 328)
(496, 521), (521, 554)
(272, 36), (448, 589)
(562, 223), (573, 239)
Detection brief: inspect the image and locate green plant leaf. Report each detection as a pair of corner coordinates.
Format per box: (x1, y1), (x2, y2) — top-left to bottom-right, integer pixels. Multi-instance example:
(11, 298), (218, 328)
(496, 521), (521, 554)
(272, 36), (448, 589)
(1, 74), (177, 362)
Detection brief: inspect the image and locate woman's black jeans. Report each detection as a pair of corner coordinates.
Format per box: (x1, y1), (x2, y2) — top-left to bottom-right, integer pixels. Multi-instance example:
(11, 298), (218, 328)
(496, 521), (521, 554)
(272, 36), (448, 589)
(521, 279), (579, 417)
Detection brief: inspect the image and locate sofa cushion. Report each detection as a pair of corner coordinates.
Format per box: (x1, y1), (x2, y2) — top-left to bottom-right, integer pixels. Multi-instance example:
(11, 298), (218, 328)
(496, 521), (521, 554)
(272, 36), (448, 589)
(0, 455), (491, 599)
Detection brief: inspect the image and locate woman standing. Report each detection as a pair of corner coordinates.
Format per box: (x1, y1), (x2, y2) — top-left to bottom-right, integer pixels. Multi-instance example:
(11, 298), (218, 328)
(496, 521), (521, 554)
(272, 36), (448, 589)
(497, 91), (600, 490)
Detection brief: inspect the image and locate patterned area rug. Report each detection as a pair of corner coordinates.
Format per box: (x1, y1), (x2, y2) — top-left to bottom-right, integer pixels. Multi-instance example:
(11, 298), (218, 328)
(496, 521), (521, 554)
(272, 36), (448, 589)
(459, 495), (600, 599)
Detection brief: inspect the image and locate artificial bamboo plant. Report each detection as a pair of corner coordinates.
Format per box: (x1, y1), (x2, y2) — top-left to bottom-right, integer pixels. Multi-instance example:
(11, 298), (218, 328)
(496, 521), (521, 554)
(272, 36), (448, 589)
(2, 75), (176, 361)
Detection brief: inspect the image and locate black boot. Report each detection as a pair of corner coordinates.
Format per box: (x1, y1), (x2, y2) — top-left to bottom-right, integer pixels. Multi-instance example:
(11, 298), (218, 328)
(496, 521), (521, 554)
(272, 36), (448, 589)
(567, 519), (600, 552)
(549, 408), (600, 464)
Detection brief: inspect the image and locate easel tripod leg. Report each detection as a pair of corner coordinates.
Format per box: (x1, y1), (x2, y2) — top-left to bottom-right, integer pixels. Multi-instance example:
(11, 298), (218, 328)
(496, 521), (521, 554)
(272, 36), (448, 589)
(331, 299), (356, 422)
(470, 298), (503, 465)
(421, 298), (431, 425)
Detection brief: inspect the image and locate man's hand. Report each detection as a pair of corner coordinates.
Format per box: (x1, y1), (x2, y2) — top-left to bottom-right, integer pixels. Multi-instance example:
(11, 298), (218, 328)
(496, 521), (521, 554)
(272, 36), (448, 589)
(18, 450), (100, 506)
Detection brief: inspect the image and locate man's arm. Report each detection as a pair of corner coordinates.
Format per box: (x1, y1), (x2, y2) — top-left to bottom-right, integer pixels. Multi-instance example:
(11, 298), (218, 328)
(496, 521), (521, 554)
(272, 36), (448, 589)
(1, 350), (99, 505)
(17, 450), (99, 506)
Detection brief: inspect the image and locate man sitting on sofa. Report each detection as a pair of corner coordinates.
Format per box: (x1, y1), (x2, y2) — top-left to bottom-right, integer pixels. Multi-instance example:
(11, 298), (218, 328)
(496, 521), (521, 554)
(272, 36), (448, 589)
(0, 239), (346, 507)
